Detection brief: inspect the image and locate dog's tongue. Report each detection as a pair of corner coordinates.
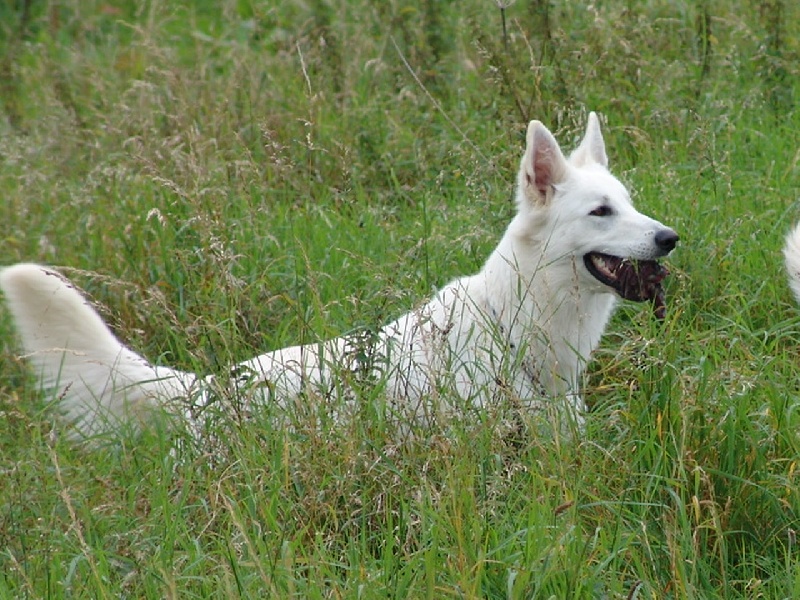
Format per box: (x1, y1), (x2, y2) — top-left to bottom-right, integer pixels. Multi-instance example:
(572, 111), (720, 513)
(616, 261), (670, 319)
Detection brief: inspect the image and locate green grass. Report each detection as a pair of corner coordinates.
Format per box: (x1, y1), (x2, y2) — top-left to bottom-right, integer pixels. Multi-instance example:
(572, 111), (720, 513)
(1, 0), (800, 597)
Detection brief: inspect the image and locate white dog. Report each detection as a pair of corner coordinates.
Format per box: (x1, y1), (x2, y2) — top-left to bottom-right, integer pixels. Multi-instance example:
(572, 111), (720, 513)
(784, 223), (800, 305)
(0, 113), (678, 439)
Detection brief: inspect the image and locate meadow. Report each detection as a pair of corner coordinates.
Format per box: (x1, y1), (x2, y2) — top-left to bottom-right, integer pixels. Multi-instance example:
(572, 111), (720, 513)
(0, 0), (799, 597)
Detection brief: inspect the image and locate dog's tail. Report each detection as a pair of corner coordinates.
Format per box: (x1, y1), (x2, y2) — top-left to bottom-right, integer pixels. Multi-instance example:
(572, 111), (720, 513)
(0, 263), (196, 438)
(785, 223), (800, 306)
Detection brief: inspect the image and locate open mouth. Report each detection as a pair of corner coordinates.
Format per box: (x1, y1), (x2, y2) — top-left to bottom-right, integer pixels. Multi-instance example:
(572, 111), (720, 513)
(583, 252), (670, 319)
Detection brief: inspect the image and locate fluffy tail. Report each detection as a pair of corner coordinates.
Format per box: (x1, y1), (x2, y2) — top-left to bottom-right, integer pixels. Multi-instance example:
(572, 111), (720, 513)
(0, 263), (195, 437)
(785, 223), (800, 306)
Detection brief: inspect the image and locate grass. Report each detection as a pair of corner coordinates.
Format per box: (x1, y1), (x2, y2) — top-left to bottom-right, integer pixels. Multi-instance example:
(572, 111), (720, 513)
(1, 0), (800, 597)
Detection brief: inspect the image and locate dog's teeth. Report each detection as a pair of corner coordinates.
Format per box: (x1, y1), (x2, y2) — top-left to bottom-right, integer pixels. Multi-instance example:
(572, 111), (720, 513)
(592, 255), (617, 278)
(592, 256), (608, 272)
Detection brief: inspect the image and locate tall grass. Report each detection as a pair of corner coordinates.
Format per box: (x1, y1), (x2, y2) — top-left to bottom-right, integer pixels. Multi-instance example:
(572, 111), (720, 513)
(1, 0), (799, 597)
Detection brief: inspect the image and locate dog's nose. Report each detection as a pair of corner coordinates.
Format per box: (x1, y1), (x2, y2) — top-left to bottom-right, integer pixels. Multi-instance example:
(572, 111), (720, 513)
(655, 229), (679, 252)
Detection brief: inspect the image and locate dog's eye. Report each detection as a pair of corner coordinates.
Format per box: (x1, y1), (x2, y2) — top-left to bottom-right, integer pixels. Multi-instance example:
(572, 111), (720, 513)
(589, 205), (613, 217)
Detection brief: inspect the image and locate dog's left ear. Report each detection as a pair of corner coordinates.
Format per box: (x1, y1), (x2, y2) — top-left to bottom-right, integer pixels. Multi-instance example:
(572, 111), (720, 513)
(569, 112), (608, 168)
(520, 120), (569, 206)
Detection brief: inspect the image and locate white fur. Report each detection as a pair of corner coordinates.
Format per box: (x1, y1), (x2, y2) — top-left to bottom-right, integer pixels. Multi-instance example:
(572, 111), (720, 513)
(1, 113), (677, 438)
(785, 222), (800, 305)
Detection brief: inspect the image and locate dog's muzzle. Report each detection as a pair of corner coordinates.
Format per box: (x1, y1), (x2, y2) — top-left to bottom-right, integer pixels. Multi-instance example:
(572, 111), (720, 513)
(583, 240), (678, 319)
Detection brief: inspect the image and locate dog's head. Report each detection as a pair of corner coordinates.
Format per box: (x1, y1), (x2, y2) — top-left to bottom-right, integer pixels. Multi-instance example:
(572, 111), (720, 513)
(514, 112), (679, 317)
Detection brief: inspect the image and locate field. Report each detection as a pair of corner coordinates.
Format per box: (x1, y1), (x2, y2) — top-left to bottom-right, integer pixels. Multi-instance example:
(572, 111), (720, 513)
(1, 0), (799, 597)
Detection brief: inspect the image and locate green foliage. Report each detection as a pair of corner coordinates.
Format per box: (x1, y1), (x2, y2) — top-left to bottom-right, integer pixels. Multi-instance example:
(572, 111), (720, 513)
(1, 0), (799, 597)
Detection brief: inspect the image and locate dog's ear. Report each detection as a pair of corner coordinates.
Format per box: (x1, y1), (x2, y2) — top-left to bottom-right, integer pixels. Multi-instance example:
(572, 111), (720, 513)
(521, 120), (568, 205)
(569, 111), (608, 168)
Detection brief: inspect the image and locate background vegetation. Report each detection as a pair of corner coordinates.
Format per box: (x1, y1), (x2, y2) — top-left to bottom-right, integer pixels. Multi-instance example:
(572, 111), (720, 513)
(0, 0), (799, 597)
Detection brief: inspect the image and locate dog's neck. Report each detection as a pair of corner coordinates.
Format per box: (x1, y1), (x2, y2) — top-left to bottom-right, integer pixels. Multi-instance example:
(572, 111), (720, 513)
(478, 218), (618, 392)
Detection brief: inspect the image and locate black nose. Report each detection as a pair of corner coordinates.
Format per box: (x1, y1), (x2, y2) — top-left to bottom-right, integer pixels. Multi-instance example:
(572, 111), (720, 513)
(655, 229), (679, 252)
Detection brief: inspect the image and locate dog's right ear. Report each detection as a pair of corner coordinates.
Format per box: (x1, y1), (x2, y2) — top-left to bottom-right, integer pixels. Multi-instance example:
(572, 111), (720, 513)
(569, 111), (609, 168)
(521, 120), (568, 206)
